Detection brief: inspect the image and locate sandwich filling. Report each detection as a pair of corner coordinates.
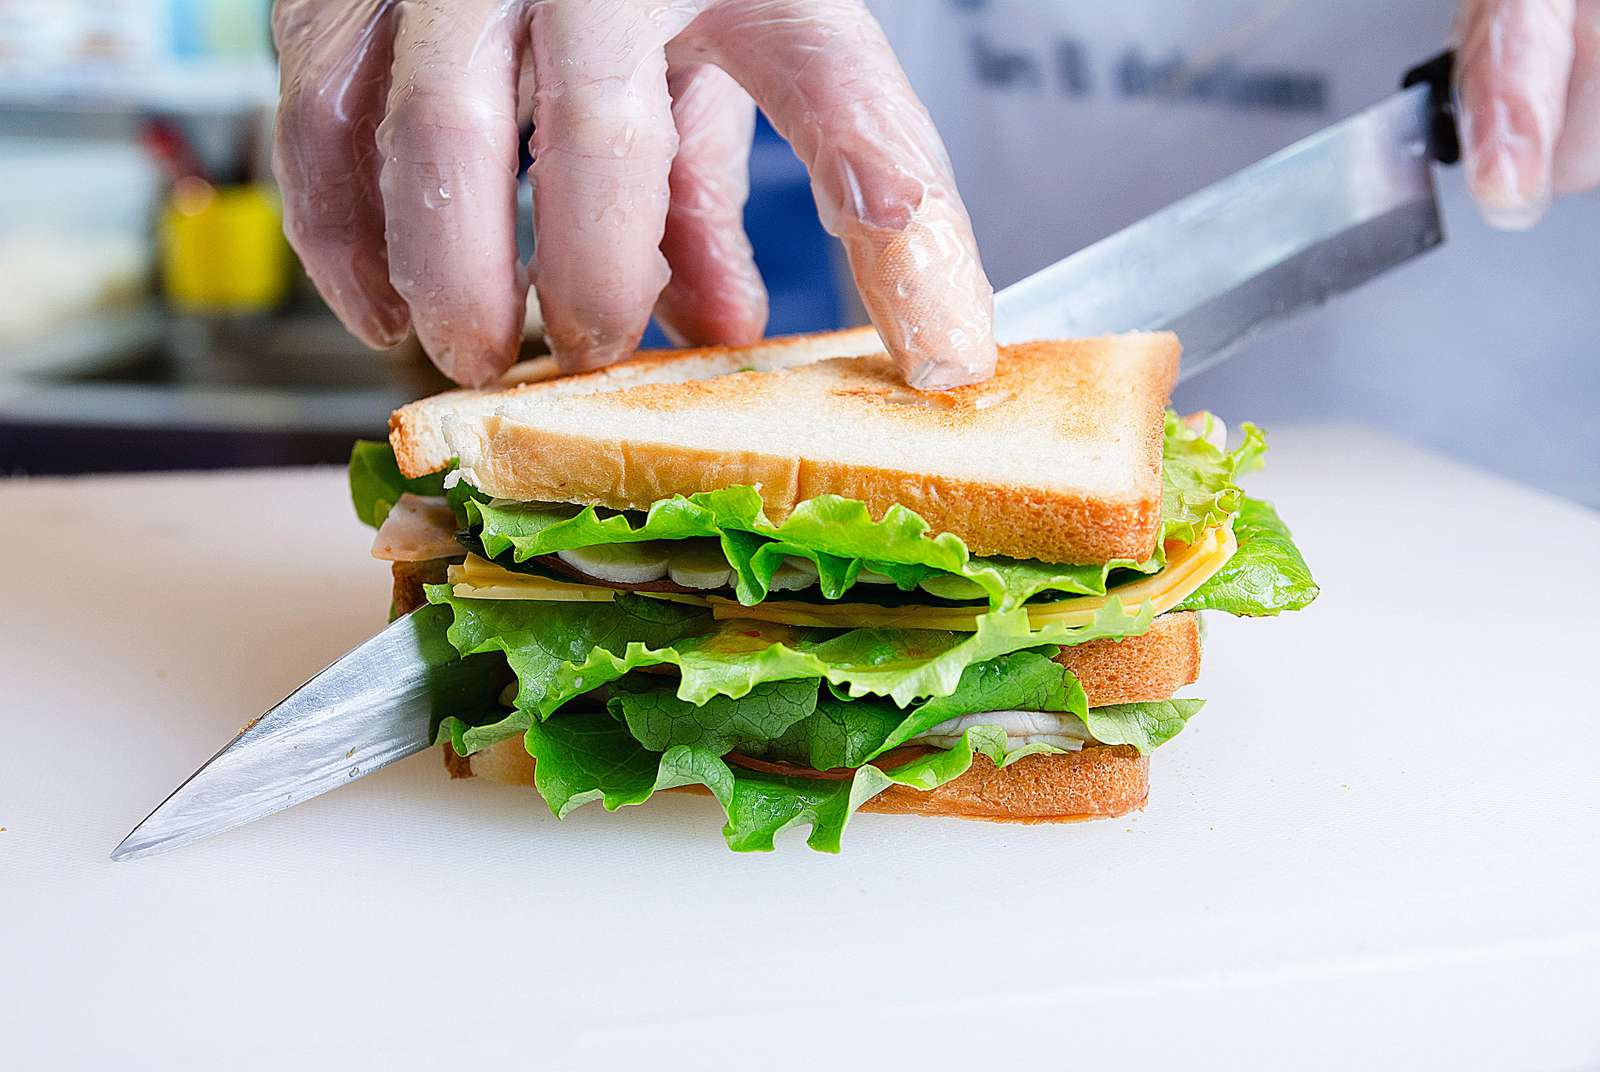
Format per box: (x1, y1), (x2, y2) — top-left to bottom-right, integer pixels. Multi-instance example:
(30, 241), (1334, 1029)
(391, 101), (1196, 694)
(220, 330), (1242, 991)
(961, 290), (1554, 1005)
(351, 411), (1316, 851)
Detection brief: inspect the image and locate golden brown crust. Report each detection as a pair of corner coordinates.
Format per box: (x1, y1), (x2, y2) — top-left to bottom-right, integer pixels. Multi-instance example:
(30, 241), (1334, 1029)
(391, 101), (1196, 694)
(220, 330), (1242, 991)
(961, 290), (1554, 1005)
(447, 738), (538, 786)
(1059, 611), (1201, 706)
(389, 327), (881, 479)
(442, 745), (475, 780)
(451, 334), (1181, 564)
(389, 558), (452, 618)
(858, 745), (1148, 821)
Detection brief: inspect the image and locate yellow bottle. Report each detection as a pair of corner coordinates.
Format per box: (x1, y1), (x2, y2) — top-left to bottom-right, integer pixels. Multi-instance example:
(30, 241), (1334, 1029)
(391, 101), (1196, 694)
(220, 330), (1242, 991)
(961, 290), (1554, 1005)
(160, 179), (290, 313)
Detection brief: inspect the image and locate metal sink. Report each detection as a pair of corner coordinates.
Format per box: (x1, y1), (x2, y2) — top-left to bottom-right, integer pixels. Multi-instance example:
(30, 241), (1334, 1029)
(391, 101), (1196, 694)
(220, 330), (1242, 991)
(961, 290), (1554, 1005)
(1, 306), (453, 428)
(0, 306), (471, 473)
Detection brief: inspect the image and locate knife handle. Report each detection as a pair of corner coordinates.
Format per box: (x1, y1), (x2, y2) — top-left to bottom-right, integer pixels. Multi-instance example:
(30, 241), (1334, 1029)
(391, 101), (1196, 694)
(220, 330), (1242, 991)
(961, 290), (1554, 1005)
(1402, 50), (1461, 166)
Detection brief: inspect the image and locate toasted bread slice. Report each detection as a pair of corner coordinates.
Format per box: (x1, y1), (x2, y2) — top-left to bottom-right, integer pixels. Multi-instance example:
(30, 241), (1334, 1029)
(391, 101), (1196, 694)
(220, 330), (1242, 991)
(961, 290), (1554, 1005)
(390, 557), (452, 618)
(857, 746), (1147, 822)
(440, 332), (1178, 563)
(447, 739), (1149, 824)
(1055, 610), (1201, 705)
(390, 327), (883, 481)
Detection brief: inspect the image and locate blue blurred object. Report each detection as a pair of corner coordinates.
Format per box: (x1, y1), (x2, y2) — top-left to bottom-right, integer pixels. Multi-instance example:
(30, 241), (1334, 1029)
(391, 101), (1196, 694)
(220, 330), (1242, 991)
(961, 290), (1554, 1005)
(641, 113), (840, 346)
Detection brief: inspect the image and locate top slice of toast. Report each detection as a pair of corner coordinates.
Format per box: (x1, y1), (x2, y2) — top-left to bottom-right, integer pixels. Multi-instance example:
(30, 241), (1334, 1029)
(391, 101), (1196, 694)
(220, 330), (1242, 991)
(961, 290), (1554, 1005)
(395, 330), (1180, 564)
(389, 326), (884, 483)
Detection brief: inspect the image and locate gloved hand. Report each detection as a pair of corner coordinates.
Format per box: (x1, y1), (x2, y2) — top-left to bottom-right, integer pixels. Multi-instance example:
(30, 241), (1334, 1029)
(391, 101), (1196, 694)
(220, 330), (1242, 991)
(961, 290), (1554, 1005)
(272, 0), (996, 390)
(1456, 0), (1600, 228)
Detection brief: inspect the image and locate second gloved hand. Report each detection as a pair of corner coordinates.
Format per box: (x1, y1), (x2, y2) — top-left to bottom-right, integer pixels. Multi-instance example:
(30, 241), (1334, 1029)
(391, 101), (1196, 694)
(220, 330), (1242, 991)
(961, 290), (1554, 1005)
(1456, 0), (1600, 228)
(273, 0), (997, 390)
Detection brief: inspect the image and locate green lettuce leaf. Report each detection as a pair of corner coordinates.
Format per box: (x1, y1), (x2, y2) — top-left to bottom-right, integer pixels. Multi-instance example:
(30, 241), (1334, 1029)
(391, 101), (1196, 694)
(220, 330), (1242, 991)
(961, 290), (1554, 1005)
(1161, 412), (1265, 546)
(470, 493), (927, 605)
(522, 710), (1086, 853)
(864, 647), (1089, 757)
(607, 648), (1089, 771)
(720, 767), (872, 852)
(524, 716), (735, 817)
(761, 694), (908, 771)
(922, 556), (1131, 603)
(1083, 699), (1206, 753)
(469, 488), (755, 554)
(759, 649), (1090, 770)
(542, 598), (1151, 712)
(607, 678), (821, 754)
(425, 587), (710, 754)
(435, 707), (528, 757)
(349, 440), (451, 528)
(1176, 497), (1319, 616)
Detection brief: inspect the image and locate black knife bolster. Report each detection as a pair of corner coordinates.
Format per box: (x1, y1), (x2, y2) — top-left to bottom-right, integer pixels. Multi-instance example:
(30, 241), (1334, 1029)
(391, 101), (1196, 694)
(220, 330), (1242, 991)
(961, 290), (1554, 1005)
(1402, 50), (1461, 166)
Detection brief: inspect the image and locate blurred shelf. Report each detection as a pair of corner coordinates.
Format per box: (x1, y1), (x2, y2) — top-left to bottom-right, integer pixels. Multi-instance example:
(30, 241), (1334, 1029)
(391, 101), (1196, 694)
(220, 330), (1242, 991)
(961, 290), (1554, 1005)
(0, 310), (456, 472)
(0, 62), (275, 116)
(0, 380), (411, 435)
(1, 304), (167, 379)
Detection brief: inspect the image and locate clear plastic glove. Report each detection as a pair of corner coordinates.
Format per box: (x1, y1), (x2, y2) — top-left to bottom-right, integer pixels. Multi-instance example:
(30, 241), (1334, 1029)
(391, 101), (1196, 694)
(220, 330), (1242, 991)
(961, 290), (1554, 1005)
(1456, 0), (1600, 229)
(272, 0), (996, 390)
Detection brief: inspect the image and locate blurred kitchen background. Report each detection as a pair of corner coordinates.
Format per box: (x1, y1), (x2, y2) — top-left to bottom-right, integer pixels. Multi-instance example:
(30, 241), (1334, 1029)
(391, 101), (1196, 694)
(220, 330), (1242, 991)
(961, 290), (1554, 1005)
(1, 1), (1595, 507)
(0, 0), (840, 476)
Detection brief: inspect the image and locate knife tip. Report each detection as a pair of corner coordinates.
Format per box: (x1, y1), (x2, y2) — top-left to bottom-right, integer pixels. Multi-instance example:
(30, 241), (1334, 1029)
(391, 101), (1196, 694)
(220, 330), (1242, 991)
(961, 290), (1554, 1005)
(109, 829), (157, 862)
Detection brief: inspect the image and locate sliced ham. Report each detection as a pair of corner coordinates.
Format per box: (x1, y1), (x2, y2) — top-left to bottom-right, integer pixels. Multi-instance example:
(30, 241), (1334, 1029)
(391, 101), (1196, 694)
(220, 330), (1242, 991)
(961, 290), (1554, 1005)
(371, 494), (462, 562)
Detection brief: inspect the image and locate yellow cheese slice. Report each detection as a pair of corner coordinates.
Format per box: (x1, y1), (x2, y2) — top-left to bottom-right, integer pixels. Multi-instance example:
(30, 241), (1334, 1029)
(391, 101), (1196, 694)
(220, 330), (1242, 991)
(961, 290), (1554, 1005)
(445, 525), (1236, 631)
(448, 557), (708, 606)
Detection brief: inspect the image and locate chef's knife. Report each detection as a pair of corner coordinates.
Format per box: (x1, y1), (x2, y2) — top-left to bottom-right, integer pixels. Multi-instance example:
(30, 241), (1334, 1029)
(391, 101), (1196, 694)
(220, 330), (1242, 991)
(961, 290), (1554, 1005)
(111, 605), (506, 860)
(112, 55), (1459, 861)
(997, 51), (1459, 379)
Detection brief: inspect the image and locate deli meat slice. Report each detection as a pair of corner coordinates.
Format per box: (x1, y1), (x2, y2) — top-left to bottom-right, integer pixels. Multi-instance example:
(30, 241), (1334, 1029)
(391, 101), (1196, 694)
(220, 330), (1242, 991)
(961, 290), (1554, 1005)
(371, 494), (461, 562)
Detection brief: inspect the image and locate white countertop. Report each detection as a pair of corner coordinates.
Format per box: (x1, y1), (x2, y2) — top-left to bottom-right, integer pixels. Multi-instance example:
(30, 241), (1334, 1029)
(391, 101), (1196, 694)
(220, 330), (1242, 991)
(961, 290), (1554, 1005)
(3, 425), (1598, 1070)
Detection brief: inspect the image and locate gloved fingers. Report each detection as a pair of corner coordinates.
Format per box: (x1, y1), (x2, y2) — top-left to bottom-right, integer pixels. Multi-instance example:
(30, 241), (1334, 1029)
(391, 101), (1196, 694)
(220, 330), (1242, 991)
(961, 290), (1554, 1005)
(527, 2), (697, 372)
(683, 0), (995, 389)
(1553, 0), (1600, 192)
(1455, 0), (1578, 229)
(271, 0), (409, 349)
(654, 61), (768, 347)
(375, 0), (528, 387)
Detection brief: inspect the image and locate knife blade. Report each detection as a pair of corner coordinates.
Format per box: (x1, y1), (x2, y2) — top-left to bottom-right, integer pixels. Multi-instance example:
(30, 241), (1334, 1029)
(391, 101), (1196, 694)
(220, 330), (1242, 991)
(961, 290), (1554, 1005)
(110, 604), (506, 861)
(995, 77), (1447, 380)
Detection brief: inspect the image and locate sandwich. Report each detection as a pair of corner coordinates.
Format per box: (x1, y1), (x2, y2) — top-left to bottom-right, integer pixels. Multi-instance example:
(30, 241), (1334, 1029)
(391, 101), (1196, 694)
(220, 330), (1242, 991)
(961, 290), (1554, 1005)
(350, 329), (1317, 852)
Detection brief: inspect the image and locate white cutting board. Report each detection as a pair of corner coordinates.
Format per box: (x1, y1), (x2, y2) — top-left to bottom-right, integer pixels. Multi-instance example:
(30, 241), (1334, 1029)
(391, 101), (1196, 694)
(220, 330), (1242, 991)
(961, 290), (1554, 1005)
(2, 425), (1597, 1071)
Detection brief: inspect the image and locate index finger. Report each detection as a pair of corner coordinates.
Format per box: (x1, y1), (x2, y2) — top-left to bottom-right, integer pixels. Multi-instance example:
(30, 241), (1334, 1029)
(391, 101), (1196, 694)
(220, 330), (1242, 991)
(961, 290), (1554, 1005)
(376, 0), (527, 387)
(683, 0), (996, 389)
